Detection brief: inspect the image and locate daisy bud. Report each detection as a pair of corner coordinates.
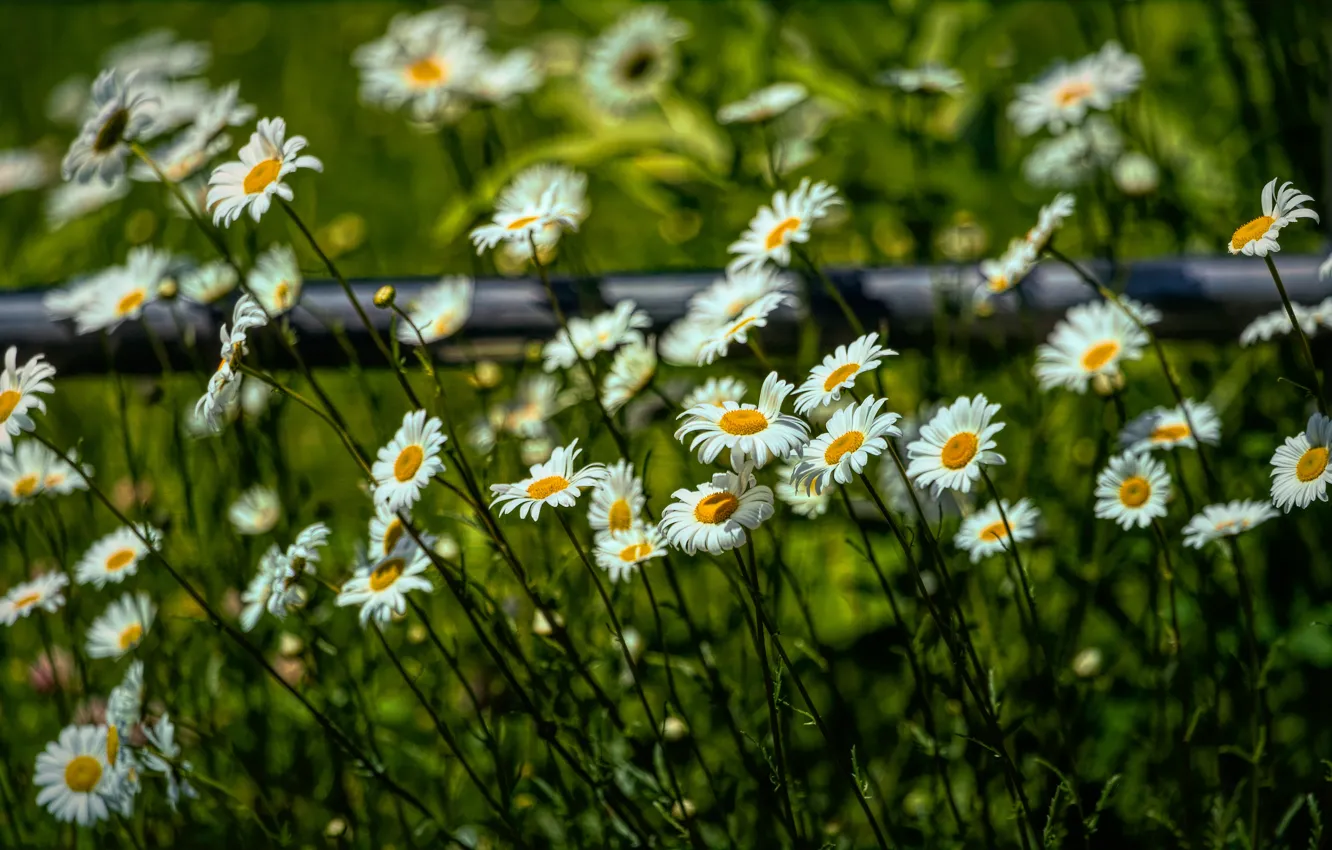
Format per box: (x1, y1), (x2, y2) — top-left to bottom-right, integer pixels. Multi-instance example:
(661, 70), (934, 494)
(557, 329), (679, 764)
(532, 609), (563, 637)
(373, 284), (396, 309)
(278, 633), (304, 657)
(407, 623), (427, 644)
(157, 278), (178, 300)
(469, 360), (503, 390)
(433, 534), (460, 561)
(904, 788), (933, 817)
(662, 716), (688, 741)
(1090, 370), (1124, 396)
(1071, 647), (1103, 678)
(670, 799), (696, 821)
(325, 818), (348, 838)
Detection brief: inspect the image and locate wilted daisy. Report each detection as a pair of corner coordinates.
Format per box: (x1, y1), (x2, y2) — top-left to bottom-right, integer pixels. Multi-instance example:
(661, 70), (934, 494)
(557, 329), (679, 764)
(1119, 399), (1222, 453)
(207, 117), (323, 227)
(46, 175), (130, 229)
(955, 498), (1041, 563)
(696, 292), (790, 365)
(71, 247), (170, 336)
(75, 525), (160, 588)
(717, 83), (807, 124)
(588, 459), (645, 538)
(682, 376), (747, 410)
(543, 300), (651, 371)
(141, 714), (197, 811)
(1025, 193), (1077, 252)
(267, 522), (331, 617)
(877, 64), (965, 95)
(659, 463), (773, 555)
(687, 265), (794, 326)
(497, 165), (589, 264)
(775, 460), (831, 518)
(218, 294), (267, 373)
(178, 261), (238, 305)
(1227, 178), (1320, 257)
(1021, 115), (1123, 189)
(87, 592), (156, 659)
(336, 539), (434, 628)
(34, 725), (121, 825)
(0, 347), (56, 453)
(594, 526), (667, 582)
(583, 5), (689, 113)
(906, 395), (1006, 496)
(791, 396), (901, 494)
(397, 276), (474, 344)
(246, 244), (302, 315)
(373, 410), (447, 514)
(0, 148), (52, 196)
(1034, 300), (1148, 393)
(979, 240), (1038, 295)
(490, 439), (608, 521)
(62, 70), (158, 184)
(352, 7), (486, 123)
(0, 572), (68, 626)
(676, 371), (809, 470)
(1009, 41), (1143, 136)
(1182, 500), (1277, 549)
(793, 333), (895, 414)
(1270, 412), (1332, 512)
(728, 178), (842, 274)
(602, 336), (657, 413)
(228, 485), (280, 535)
(1094, 451), (1171, 529)
(239, 544), (282, 632)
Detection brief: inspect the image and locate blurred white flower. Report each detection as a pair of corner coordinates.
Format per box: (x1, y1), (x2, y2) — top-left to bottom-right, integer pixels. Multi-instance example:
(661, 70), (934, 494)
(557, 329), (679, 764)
(62, 70), (159, 185)
(397, 276), (474, 345)
(1113, 152), (1160, 196)
(1009, 41), (1143, 136)
(0, 149), (52, 196)
(728, 178), (842, 274)
(353, 7), (486, 123)
(1022, 116), (1122, 188)
(229, 485), (281, 535)
(877, 64), (965, 95)
(717, 83), (807, 124)
(583, 5), (690, 113)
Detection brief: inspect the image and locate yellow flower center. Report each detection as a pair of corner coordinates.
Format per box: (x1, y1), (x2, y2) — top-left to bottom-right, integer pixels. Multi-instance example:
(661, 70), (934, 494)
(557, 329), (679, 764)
(13, 474), (39, 498)
(12, 591), (41, 610)
(1150, 423), (1191, 443)
(765, 216), (802, 251)
(506, 215), (541, 231)
(116, 289), (146, 316)
(107, 726), (119, 767)
(1215, 519), (1237, 532)
(718, 409), (768, 435)
(824, 430), (865, 465)
(45, 474), (65, 489)
(382, 518), (404, 554)
(607, 499), (634, 533)
(940, 432), (978, 470)
(370, 557), (405, 592)
(274, 281), (293, 310)
(979, 520), (1009, 542)
(64, 755), (102, 793)
(1118, 476), (1151, 508)
(619, 541), (653, 562)
(1231, 215), (1275, 251)
(1055, 81), (1094, 107)
(987, 275), (1010, 294)
(1080, 340), (1119, 372)
(118, 623), (144, 651)
(1296, 446), (1329, 482)
(394, 445), (424, 482)
(432, 312), (455, 336)
(242, 158), (282, 195)
(694, 491), (739, 524)
(526, 475), (570, 500)
(406, 56), (448, 85)
(822, 363), (860, 391)
(106, 548), (137, 572)
(0, 389), (19, 422)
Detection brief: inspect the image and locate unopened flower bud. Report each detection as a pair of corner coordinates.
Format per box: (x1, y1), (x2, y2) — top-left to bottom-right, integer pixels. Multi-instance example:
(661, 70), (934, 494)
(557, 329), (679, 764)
(157, 278), (178, 300)
(373, 285), (396, 309)
(1091, 370), (1125, 396)
(662, 716), (688, 741)
(1071, 647), (1103, 678)
(670, 799), (696, 821)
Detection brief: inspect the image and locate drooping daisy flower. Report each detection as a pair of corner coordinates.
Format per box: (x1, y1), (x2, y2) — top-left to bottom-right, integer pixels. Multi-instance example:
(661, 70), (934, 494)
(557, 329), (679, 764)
(489, 439), (608, 521)
(659, 316), (722, 367)
(1022, 115), (1123, 188)
(228, 485), (280, 535)
(372, 410), (447, 514)
(979, 239), (1038, 295)
(72, 247), (171, 336)
(0, 347), (55, 454)
(588, 459), (645, 538)
(239, 544), (282, 632)
(793, 333), (895, 414)
(1008, 41), (1143, 136)
(791, 396), (901, 494)
(0, 572), (69, 626)
(470, 179), (582, 256)
(1094, 451), (1171, 529)
(74, 525), (161, 588)
(1228, 178), (1320, 257)
(717, 83), (807, 124)
(267, 522), (331, 617)
(775, 460), (831, 518)
(542, 300), (651, 371)
(397, 276), (474, 344)
(877, 64), (965, 95)
(194, 296), (265, 435)
(955, 498), (1041, 563)
(336, 539), (434, 628)
(1239, 305), (1316, 347)
(1034, 300), (1148, 393)
(906, 395), (1006, 496)
(686, 265), (794, 326)
(34, 725), (121, 825)
(1025, 193), (1077, 253)
(602, 336), (657, 413)
(682, 376), (747, 410)
(178, 261), (238, 305)
(470, 48), (545, 106)
(46, 175), (130, 229)
(246, 244), (303, 315)
(727, 178), (842, 274)
(696, 292), (791, 365)
(352, 7), (486, 123)
(583, 5), (690, 113)
(140, 714), (197, 811)
(1271, 412), (1332, 512)
(496, 165), (589, 264)
(62, 70), (158, 184)
(594, 526), (667, 582)
(676, 371), (809, 470)
(86, 592), (156, 659)
(207, 117), (323, 226)
(218, 294), (267, 373)
(1118, 399), (1222, 453)
(659, 463), (774, 555)
(1182, 500), (1277, 550)
(0, 149), (52, 196)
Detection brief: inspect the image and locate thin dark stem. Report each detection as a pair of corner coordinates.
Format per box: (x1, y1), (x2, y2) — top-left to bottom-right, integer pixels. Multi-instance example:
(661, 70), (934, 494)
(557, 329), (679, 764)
(793, 244), (864, 337)
(1225, 535), (1265, 850)
(1264, 253), (1327, 414)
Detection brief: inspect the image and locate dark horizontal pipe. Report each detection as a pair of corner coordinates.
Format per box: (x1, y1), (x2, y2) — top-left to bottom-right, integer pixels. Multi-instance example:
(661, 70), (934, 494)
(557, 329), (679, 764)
(5, 254), (1329, 375)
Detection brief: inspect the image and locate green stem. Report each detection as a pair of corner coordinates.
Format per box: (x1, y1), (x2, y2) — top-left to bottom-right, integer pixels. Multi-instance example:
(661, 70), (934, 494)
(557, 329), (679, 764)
(1263, 253), (1327, 414)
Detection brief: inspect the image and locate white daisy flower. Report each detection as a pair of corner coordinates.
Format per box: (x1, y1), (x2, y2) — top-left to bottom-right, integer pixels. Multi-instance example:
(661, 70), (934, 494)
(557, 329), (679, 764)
(352, 7), (486, 123)
(74, 525), (161, 588)
(207, 117), (323, 227)
(696, 292), (791, 365)
(128, 123), (231, 184)
(140, 714), (197, 811)
(107, 661), (144, 732)
(727, 178), (842, 274)
(717, 82), (807, 124)
(40, 446), (91, 496)
(239, 544), (283, 632)
(46, 175), (130, 229)
(583, 5), (690, 113)
(1118, 399), (1222, 453)
(267, 522), (331, 617)
(594, 526), (667, 582)
(877, 64), (965, 95)
(397, 276), (474, 344)
(178, 261), (238, 305)
(1008, 41), (1143, 136)
(1094, 451), (1171, 529)
(686, 265), (794, 326)
(660, 315), (724, 367)
(1022, 116), (1123, 188)
(1034, 300), (1148, 393)
(602, 335), (657, 413)
(775, 460), (831, 518)
(369, 503), (420, 560)
(1113, 151), (1160, 196)
(194, 364), (242, 436)
(676, 371), (809, 470)
(134, 78), (214, 139)
(34, 725), (120, 825)
(0, 440), (56, 505)
(86, 592), (156, 659)
(496, 165), (589, 265)
(542, 300), (651, 371)
(0, 572), (69, 626)
(979, 239), (1038, 295)
(793, 333), (895, 415)
(682, 376), (747, 410)
(470, 180), (582, 256)
(1182, 500), (1277, 550)
(1117, 296), (1163, 327)
(0, 347), (56, 454)
(905, 395), (1006, 496)
(489, 439), (608, 521)
(1228, 178), (1320, 257)
(0, 148), (52, 197)
(228, 485), (280, 535)
(1239, 305), (1315, 347)
(105, 29), (210, 79)
(217, 293), (268, 375)
(955, 498), (1041, 563)
(72, 247), (170, 336)
(245, 244), (303, 315)
(659, 463), (774, 555)
(1025, 193), (1077, 253)
(499, 375), (562, 439)
(588, 459), (645, 538)
(61, 70), (158, 184)
(372, 410), (447, 514)
(336, 539), (434, 628)
(791, 396), (901, 495)
(470, 48), (544, 106)
(1270, 412), (1332, 512)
